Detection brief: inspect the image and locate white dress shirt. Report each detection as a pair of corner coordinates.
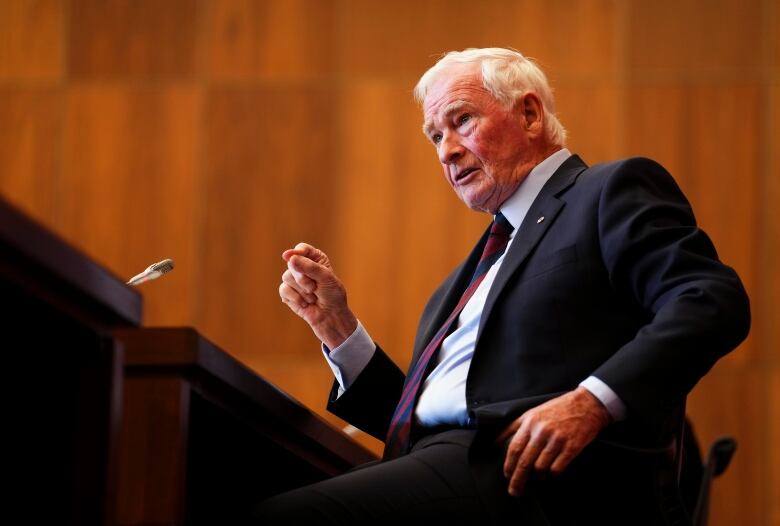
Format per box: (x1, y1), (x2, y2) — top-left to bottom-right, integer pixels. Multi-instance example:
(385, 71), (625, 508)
(322, 148), (627, 426)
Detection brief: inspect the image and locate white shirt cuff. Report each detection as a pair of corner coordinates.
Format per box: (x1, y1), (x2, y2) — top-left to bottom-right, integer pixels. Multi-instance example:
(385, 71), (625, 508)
(579, 375), (627, 421)
(321, 320), (376, 394)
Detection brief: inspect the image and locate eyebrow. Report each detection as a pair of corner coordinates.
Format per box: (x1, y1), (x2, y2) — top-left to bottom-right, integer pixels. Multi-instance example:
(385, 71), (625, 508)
(422, 100), (469, 136)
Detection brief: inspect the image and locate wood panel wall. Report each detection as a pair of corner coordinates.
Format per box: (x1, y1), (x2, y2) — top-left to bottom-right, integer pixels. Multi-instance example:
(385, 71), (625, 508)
(1, 1), (777, 523)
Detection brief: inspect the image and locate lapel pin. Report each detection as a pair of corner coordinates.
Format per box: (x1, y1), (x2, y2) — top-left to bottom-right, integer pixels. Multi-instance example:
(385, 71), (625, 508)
(537, 216), (545, 224)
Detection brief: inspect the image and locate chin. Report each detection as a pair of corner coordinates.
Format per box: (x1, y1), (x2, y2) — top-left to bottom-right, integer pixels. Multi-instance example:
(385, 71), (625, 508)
(463, 200), (493, 214)
(457, 183), (500, 213)
(457, 192), (493, 213)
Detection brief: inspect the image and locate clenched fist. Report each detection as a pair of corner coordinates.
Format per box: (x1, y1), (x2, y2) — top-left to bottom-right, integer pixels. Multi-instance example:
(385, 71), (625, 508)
(279, 242), (358, 349)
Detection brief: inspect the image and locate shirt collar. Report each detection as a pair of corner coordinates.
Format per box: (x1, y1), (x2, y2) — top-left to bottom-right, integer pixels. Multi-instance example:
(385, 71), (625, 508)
(498, 148), (571, 235)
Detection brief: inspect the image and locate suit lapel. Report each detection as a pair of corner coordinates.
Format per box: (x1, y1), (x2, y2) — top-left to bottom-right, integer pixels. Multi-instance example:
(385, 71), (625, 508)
(475, 155), (588, 343)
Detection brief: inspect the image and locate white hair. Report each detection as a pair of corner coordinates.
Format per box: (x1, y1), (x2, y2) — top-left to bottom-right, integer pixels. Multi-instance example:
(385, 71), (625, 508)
(414, 48), (567, 146)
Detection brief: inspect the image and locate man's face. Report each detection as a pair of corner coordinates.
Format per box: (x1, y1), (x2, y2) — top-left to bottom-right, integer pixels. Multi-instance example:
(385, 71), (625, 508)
(422, 63), (540, 213)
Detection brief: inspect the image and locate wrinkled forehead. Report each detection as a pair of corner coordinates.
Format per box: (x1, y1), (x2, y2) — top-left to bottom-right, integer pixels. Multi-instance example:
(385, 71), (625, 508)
(421, 63), (491, 132)
(421, 62), (483, 112)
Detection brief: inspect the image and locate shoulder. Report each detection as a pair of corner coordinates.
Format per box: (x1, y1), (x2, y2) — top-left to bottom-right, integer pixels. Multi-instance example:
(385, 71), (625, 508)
(573, 156), (687, 203)
(581, 156), (672, 182)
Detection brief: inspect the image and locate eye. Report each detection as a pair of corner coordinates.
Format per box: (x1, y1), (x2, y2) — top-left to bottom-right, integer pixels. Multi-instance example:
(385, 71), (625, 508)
(431, 133), (442, 145)
(457, 113), (472, 126)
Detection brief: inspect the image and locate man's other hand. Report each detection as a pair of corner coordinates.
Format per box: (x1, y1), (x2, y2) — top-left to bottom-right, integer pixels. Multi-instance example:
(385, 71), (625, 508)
(496, 387), (611, 496)
(279, 242), (357, 349)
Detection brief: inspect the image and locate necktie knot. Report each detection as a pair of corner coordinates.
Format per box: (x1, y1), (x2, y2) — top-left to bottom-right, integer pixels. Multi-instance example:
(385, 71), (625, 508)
(477, 212), (514, 272)
(491, 211), (514, 238)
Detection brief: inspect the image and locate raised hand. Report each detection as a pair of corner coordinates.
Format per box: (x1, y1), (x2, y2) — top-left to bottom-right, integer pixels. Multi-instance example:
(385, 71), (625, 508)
(279, 242), (358, 349)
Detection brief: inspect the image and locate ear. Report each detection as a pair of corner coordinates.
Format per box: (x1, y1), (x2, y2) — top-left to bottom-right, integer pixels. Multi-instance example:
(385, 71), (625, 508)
(515, 92), (545, 137)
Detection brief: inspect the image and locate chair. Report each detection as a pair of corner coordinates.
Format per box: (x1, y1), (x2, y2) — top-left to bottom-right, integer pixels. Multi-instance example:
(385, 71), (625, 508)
(680, 419), (737, 526)
(692, 436), (737, 526)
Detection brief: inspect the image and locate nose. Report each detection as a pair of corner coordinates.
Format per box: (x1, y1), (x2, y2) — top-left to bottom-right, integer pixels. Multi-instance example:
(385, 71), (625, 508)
(438, 131), (464, 165)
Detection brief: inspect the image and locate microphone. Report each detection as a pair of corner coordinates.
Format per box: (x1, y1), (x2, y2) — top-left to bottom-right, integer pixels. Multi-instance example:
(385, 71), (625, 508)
(127, 258), (175, 286)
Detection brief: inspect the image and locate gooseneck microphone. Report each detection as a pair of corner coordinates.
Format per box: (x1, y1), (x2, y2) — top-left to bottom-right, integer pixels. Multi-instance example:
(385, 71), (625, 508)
(127, 258), (175, 286)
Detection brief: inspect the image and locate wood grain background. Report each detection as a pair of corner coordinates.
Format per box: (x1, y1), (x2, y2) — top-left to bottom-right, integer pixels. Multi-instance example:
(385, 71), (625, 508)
(1, 1), (777, 523)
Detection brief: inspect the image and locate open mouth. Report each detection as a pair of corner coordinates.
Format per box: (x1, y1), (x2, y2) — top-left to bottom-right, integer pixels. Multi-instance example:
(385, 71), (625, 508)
(455, 167), (478, 183)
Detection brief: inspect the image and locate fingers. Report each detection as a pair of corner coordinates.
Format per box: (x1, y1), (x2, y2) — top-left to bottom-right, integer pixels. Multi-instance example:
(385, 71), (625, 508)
(503, 420), (530, 477)
(279, 281), (310, 311)
(507, 436), (543, 496)
(282, 242), (330, 267)
(279, 243), (348, 324)
(288, 254), (332, 285)
(503, 417), (551, 497)
(281, 269), (316, 304)
(549, 445), (577, 476)
(282, 242), (314, 260)
(533, 436), (564, 473)
(279, 257), (318, 315)
(504, 426), (564, 483)
(496, 420), (521, 445)
(280, 243), (335, 295)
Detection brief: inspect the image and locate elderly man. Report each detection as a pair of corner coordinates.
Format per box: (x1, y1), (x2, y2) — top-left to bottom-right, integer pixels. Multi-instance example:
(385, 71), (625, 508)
(263, 48), (749, 524)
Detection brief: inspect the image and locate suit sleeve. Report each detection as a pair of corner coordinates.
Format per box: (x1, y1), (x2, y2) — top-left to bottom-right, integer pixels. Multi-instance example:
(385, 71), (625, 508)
(592, 158), (750, 419)
(327, 344), (405, 441)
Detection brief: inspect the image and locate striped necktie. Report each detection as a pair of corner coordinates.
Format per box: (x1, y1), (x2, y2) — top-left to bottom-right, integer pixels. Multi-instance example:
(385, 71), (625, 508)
(383, 212), (515, 460)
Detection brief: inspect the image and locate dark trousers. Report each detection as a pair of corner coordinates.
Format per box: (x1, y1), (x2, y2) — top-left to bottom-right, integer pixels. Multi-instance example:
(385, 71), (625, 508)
(252, 429), (687, 525)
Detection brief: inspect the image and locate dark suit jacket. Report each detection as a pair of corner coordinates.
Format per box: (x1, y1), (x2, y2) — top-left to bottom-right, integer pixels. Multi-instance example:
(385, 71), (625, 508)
(326, 155), (750, 520)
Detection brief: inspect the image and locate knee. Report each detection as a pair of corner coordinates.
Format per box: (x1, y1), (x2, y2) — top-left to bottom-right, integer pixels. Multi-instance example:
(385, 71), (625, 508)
(250, 488), (333, 525)
(250, 493), (282, 524)
(251, 492), (300, 524)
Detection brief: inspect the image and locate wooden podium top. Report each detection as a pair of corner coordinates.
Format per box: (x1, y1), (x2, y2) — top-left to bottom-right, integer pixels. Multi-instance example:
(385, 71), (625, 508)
(115, 326), (377, 473)
(0, 197), (142, 326)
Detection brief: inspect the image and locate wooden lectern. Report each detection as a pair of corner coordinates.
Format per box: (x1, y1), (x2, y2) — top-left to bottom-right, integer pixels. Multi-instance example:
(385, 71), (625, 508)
(0, 197), (375, 526)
